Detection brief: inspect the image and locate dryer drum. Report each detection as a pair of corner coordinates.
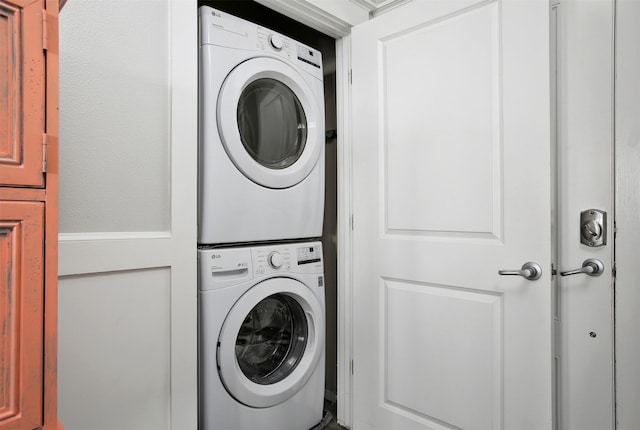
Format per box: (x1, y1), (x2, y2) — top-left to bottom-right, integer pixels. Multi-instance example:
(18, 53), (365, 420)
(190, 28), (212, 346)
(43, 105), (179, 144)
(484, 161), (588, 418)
(237, 78), (308, 170)
(235, 293), (308, 385)
(214, 56), (323, 190)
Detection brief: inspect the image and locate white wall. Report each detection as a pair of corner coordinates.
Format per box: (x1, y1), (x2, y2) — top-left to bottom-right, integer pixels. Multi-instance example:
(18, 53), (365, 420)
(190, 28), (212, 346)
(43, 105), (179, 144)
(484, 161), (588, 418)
(58, 1), (198, 429)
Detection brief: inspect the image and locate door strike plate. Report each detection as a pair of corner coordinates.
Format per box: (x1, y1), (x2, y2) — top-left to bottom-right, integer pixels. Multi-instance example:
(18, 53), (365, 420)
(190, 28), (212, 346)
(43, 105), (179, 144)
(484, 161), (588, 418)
(580, 209), (606, 247)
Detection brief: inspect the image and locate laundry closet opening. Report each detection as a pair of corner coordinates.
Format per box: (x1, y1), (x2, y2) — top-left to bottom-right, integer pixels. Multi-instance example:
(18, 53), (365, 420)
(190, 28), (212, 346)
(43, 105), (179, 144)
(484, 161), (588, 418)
(198, 0), (339, 402)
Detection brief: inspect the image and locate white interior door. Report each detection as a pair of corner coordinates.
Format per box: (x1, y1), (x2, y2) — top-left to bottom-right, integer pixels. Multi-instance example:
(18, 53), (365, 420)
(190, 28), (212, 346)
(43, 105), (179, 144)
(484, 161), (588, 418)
(351, 1), (553, 429)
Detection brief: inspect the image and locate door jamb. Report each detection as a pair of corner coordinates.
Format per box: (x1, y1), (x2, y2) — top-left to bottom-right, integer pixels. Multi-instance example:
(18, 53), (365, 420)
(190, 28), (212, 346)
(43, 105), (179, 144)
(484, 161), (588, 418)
(335, 34), (354, 428)
(613, 0), (640, 425)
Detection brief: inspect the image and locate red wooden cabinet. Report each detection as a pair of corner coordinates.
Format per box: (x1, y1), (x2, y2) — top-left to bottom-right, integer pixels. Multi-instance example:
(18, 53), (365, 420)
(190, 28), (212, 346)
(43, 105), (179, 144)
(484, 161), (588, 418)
(0, 0), (61, 429)
(0, 202), (44, 430)
(0, 0), (46, 188)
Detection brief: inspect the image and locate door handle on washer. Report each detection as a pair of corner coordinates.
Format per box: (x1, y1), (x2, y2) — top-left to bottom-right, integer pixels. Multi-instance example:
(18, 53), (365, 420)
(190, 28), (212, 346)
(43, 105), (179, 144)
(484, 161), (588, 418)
(498, 262), (542, 281)
(560, 258), (604, 277)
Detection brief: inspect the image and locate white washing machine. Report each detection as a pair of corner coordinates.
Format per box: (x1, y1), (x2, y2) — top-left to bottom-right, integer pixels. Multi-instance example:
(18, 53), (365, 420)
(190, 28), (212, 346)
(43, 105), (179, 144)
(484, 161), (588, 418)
(199, 6), (325, 245)
(198, 241), (325, 430)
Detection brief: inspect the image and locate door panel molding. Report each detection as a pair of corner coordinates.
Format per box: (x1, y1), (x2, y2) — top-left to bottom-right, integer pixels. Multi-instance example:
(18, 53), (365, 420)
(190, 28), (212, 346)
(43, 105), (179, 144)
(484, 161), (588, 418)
(0, 0), (45, 187)
(381, 278), (502, 430)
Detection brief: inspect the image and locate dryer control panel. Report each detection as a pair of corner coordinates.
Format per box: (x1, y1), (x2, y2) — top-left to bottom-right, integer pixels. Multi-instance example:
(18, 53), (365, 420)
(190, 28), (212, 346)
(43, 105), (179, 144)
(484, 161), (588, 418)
(199, 5), (323, 80)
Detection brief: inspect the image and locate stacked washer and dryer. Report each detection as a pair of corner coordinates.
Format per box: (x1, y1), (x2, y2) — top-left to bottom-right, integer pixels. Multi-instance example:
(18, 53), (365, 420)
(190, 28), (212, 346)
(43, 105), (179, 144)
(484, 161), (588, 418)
(197, 6), (326, 430)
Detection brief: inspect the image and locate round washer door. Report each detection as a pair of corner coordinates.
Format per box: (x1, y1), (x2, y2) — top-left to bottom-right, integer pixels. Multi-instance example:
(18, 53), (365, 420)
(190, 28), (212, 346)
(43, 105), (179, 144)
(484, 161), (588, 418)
(217, 277), (324, 408)
(217, 57), (323, 189)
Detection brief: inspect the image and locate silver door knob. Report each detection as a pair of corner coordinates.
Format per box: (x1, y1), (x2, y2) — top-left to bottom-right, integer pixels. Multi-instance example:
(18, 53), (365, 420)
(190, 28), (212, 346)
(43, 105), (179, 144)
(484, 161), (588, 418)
(498, 262), (542, 280)
(560, 258), (604, 277)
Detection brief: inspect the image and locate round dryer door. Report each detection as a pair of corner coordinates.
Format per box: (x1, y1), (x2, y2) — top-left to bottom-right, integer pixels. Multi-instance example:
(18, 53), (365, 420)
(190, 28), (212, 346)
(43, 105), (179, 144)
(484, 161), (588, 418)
(217, 57), (323, 189)
(217, 277), (324, 408)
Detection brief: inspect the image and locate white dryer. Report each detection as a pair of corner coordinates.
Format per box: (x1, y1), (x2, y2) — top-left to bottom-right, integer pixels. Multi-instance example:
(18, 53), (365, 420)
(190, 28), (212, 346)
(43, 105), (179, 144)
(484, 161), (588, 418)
(198, 241), (325, 430)
(199, 6), (325, 245)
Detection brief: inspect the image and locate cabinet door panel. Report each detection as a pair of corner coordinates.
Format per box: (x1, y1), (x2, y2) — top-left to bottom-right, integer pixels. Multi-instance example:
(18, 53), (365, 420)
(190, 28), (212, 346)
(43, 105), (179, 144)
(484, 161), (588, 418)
(0, 0), (45, 188)
(0, 200), (44, 430)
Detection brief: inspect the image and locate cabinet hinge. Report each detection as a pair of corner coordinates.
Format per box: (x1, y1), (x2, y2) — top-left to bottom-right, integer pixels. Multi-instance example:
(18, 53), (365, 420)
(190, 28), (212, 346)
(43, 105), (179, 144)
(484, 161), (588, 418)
(351, 360), (354, 375)
(350, 214), (354, 231)
(42, 133), (48, 173)
(349, 69), (352, 84)
(612, 261), (617, 278)
(42, 10), (48, 51)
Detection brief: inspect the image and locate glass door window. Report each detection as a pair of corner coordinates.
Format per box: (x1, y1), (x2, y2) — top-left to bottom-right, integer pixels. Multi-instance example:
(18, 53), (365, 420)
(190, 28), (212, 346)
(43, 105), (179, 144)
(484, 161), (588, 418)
(216, 57), (323, 189)
(235, 294), (308, 385)
(216, 277), (324, 407)
(237, 79), (307, 170)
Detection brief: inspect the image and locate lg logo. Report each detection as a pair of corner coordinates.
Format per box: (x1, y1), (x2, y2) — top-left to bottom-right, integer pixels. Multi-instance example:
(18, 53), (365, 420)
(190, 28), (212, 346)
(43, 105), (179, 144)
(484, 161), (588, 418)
(211, 254), (221, 259)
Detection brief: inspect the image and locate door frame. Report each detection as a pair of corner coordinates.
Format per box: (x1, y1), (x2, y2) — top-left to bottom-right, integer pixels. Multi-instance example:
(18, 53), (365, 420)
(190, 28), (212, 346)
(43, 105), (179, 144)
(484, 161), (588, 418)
(613, 0), (640, 426)
(254, 1), (635, 429)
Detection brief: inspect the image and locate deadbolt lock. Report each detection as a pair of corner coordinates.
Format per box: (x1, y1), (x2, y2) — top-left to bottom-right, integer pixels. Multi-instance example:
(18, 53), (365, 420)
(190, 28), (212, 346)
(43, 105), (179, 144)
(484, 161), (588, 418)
(580, 209), (606, 247)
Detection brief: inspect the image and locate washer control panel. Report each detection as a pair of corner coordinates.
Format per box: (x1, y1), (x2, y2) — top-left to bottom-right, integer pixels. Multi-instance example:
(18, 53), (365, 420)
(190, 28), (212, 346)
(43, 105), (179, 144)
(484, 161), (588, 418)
(199, 241), (323, 290)
(254, 247), (292, 275)
(296, 245), (322, 265)
(252, 242), (323, 276)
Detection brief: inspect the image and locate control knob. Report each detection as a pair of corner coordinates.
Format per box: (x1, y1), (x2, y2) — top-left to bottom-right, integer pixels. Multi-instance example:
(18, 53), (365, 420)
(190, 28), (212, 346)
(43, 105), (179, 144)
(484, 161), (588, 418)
(269, 34), (284, 51)
(268, 251), (284, 269)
